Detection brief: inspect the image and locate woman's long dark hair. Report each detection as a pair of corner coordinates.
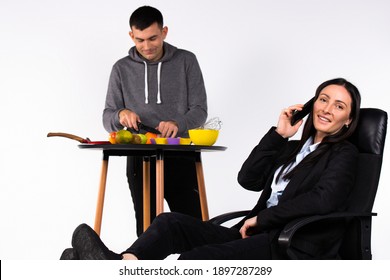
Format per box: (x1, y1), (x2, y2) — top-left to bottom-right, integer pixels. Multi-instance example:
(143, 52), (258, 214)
(277, 78), (361, 182)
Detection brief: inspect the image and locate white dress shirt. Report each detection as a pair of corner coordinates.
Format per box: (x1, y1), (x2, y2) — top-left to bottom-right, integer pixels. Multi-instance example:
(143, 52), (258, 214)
(266, 137), (319, 208)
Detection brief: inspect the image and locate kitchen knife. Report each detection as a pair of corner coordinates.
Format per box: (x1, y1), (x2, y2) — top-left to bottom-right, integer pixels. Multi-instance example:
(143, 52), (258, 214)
(136, 122), (161, 134)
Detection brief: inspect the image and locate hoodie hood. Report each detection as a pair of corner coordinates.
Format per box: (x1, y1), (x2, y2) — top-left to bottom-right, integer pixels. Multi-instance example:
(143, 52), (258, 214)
(128, 42), (178, 104)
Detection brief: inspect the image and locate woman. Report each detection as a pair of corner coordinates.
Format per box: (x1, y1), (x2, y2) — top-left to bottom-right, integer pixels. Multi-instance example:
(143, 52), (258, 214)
(61, 77), (361, 260)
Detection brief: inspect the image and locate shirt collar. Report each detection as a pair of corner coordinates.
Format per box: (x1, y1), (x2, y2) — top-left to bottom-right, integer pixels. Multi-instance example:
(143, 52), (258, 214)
(300, 137), (320, 154)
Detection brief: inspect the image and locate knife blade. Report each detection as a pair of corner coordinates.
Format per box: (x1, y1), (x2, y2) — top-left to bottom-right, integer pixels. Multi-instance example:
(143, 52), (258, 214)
(136, 122), (161, 134)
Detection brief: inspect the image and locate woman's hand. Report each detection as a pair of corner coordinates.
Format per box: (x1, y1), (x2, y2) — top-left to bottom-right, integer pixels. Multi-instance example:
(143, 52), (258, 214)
(275, 104), (304, 138)
(239, 216), (258, 239)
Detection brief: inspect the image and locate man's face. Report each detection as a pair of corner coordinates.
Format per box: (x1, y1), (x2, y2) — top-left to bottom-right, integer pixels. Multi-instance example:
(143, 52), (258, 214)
(130, 22), (167, 62)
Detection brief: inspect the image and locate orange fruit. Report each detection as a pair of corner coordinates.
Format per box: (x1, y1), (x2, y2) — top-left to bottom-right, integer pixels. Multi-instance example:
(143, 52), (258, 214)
(115, 129), (133, 144)
(145, 132), (158, 144)
(108, 131), (117, 144)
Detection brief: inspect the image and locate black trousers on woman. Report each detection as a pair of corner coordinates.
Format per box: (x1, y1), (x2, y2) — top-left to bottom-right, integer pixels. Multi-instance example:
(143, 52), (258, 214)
(123, 212), (272, 260)
(127, 155), (202, 236)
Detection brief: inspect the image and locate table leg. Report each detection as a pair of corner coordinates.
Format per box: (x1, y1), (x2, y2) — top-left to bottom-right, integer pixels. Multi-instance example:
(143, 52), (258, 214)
(94, 152), (109, 235)
(143, 157), (151, 231)
(156, 151), (164, 215)
(195, 153), (209, 221)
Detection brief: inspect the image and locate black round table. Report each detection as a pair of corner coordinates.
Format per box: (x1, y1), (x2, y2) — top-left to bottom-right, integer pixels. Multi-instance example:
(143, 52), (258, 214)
(79, 143), (227, 235)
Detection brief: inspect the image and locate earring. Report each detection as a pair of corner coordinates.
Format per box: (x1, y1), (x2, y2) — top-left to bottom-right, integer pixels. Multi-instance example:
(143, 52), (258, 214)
(345, 124), (349, 128)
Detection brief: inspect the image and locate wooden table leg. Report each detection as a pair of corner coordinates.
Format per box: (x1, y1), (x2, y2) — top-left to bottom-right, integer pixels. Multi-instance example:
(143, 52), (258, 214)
(94, 152), (109, 235)
(156, 151), (164, 215)
(143, 157), (151, 231)
(195, 152), (209, 221)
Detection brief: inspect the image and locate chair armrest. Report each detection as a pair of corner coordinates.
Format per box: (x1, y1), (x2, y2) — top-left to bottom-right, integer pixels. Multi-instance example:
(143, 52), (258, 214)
(210, 210), (251, 225)
(278, 212), (377, 250)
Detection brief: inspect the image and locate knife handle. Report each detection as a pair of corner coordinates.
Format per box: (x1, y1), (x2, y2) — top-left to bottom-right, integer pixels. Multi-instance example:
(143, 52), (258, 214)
(47, 132), (88, 143)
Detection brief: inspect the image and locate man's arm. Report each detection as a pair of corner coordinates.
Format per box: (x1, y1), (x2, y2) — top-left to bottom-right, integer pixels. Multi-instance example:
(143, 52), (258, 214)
(102, 65), (127, 132)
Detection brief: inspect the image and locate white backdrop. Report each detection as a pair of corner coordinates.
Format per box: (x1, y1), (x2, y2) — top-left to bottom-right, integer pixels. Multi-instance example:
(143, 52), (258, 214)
(1, 0), (389, 260)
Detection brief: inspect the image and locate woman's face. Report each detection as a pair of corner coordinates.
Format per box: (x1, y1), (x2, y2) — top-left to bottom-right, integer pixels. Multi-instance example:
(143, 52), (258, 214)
(312, 84), (353, 143)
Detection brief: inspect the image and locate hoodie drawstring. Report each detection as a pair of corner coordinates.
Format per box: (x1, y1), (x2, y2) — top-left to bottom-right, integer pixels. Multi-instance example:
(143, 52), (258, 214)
(143, 61), (162, 104)
(143, 61), (149, 104)
(156, 62), (162, 104)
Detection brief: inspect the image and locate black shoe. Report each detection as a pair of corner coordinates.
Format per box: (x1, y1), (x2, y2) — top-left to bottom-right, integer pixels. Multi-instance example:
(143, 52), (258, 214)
(60, 248), (79, 260)
(71, 223), (121, 260)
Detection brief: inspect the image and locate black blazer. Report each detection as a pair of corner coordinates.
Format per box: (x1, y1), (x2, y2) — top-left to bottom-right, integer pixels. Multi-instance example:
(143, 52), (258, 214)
(234, 127), (358, 259)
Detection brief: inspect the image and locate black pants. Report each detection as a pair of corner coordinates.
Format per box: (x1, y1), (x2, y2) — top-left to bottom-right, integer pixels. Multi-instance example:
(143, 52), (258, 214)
(123, 212), (272, 260)
(127, 154), (202, 236)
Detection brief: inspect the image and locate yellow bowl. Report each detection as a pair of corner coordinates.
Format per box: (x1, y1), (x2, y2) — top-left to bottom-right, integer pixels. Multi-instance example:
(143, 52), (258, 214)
(154, 138), (167, 145)
(188, 129), (219, 146)
(179, 138), (192, 145)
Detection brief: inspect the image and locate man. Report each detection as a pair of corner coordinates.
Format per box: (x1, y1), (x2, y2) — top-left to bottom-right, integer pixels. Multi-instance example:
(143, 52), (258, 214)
(103, 6), (208, 236)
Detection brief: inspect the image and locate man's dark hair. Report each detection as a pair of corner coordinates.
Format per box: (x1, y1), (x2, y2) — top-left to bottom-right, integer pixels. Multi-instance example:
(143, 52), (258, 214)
(129, 6), (163, 30)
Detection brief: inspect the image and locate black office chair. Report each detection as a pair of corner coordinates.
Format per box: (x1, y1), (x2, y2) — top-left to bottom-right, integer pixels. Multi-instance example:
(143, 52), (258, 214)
(211, 108), (387, 259)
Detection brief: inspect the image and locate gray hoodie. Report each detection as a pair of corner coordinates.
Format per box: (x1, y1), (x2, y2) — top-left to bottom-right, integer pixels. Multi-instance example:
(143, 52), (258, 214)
(103, 42), (208, 137)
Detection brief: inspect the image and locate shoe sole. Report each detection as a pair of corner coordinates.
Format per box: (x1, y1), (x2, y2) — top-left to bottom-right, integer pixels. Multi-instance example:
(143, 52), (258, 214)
(71, 223), (108, 260)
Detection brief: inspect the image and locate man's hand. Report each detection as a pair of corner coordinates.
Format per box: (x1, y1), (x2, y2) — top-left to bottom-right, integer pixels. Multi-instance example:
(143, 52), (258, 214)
(157, 121), (178, 138)
(119, 109), (141, 131)
(239, 216), (258, 239)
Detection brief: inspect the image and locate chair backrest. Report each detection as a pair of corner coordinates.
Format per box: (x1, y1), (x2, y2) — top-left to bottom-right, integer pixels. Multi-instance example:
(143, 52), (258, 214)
(345, 108), (387, 213)
(338, 108), (387, 259)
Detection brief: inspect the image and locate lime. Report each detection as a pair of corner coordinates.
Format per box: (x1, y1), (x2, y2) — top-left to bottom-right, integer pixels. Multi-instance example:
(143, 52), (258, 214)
(138, 134), (147, 144)
(131, 134), (147, 144)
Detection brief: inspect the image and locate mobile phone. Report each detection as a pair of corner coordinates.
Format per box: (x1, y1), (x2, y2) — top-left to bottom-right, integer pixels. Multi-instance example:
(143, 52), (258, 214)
(290, 97), (315, 126)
